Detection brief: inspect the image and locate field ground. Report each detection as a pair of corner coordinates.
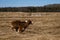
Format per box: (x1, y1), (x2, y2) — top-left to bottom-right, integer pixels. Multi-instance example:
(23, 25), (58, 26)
(0, 12), (60, 40)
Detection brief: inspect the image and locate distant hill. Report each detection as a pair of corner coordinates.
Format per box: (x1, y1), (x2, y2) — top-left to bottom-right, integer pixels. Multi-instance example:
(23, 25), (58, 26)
(0, 4), (60, 12)
(44, 4), (60, 7)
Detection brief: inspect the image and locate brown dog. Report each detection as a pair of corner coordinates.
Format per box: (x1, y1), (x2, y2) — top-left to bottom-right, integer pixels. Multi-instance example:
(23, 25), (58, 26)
(11, 20), (32, 32)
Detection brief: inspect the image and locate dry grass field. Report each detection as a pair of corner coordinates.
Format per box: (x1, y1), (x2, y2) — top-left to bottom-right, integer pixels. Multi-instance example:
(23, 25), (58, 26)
(0, 12), (60, 40)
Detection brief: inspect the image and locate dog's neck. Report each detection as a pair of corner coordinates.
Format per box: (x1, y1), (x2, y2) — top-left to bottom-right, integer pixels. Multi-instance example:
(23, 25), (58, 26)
(25, 20), (31, 25)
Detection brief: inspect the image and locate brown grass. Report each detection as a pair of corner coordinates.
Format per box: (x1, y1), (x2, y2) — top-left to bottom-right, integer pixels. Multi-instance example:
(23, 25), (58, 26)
(0, 12), (60, 40)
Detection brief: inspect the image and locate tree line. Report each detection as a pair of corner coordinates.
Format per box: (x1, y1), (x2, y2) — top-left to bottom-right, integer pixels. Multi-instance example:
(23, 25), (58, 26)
(0, 4), (60, 12)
